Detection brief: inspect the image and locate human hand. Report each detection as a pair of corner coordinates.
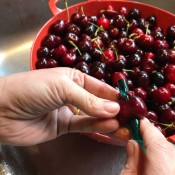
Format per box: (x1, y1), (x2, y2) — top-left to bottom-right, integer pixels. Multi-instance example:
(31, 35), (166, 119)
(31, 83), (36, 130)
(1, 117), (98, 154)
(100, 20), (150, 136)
(120, 118), (175, 175)
(0, 67), (123, 146)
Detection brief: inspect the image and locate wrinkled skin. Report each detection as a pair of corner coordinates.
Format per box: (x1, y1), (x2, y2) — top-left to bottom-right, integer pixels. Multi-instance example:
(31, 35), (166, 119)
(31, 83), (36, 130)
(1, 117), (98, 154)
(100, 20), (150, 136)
(0, 67), (127, 146)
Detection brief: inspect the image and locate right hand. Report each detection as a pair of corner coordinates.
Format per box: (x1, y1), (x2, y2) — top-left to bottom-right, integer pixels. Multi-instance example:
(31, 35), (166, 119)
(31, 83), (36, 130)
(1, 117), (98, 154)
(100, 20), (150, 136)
(120, 118), (175, 175)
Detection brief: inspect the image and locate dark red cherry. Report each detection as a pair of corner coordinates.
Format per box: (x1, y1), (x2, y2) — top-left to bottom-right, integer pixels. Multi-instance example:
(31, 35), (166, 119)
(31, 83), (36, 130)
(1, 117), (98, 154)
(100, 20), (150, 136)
(120, 38), (137, 55)
(78, 40), (92, 52)
(66, 23), (81, 35)
(167, 25), (175, 39)
(98, 31), (110, 43)
(153, 40), (169, 50)
(141, 58), (155, 73)
(136, 34), (154, 50)
(153, 31), (165, 40)
(79, 34), (91, 42)
(155, 49), (169, 65)
(134, 88), (147, 101)
(165, 83), (175, 96)
(53, 45), (67, 59)
(101, 49), (115, 64)
(88, 16), (98, 23)
(76, 61), (90, 74)
(150, 71), (165, 87)
(78, 15), (89, 28)
(159, 108), (175, 136)
(49, 20), (66, 36)
(37, 47), (49, 59)
(128, 19), (138, 31)
(151, 87), (170, 104)
(164, 64), (175, 83)
(65, 33), (79, 45)
(90, 65), (105, 79)
(84, 24), (96, 36)
(128, 54), (141, 67)
(146, 15), (157, 30)
(41, 35), (61, 49)
(36, 58), (48, 69)
(112, 55), (127, 71)
(113, 14), (127, 28)
(112, 72), (125, 87)
(78, 52), (92, 63)
(131, 28), (144, 38)
(137, 18), (147, 31)
(61, 53), (77, 67)
(47, 58), (59, 68)
(128, 8), (141, 20)
(71, 13), (81, 24)
(143, 52), (155, 60)
(90, 48), (102, 60)
(118, 6), (128, 18)
(146, 111), (158, 122)
(97, 17), (110, 30)
(134, 71), (150, 89)
(168, 50), (175, 64)
(91, 38), (104, 49)
(117, 95), (147, 123)
(108, 27), (119, 38)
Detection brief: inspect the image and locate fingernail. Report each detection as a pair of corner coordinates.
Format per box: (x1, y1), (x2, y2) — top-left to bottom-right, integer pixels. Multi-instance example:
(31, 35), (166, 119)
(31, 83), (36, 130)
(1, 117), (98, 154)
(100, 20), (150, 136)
(103, 101), (120, 113)
(142, 117), (150, 123)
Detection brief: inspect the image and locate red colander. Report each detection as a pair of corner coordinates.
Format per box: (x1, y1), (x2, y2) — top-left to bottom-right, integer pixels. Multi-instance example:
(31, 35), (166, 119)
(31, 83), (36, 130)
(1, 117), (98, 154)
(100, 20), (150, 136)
(30, 0), (175, 145)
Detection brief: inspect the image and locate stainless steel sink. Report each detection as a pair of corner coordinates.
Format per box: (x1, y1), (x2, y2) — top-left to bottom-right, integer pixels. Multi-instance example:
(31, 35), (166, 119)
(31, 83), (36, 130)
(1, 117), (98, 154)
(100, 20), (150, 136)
(0, 0), (174, 174)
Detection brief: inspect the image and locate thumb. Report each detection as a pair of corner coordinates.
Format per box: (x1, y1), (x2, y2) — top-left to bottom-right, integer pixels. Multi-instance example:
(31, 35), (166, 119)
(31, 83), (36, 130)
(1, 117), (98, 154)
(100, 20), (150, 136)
(120, 140), (143, 175)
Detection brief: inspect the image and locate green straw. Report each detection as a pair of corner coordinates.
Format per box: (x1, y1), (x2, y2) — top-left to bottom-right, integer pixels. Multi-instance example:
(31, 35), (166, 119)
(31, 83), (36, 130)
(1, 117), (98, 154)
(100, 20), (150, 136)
(117, 79), (146, 153)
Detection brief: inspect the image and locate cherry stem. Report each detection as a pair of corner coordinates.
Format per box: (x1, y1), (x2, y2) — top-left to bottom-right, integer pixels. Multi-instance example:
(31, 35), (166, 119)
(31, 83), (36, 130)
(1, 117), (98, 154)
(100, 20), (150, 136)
(89, 22), (105, 31)
(129, 33), (139, 39)
(100, 9), (118, 14)
(114, 50), (118, 60)
(146, 24), (151, 35)
(68, 41), (82, 55)
(64, 0), (70, 22)
(149, 119), (175, 129)
(122, 69), (134, 72)
(126, 23), (130, 37)
(81, 6), (85, 15)
(96, 42), (108, 59)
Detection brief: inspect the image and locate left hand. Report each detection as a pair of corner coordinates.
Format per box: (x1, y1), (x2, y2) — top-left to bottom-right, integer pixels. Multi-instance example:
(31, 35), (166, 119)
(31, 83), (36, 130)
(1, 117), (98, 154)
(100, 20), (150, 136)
(0, 67), (122, 146)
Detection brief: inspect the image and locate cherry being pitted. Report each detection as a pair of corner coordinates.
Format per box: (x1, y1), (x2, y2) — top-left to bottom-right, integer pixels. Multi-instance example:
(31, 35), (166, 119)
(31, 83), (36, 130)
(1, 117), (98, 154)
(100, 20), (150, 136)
(35, 4), (175, 137)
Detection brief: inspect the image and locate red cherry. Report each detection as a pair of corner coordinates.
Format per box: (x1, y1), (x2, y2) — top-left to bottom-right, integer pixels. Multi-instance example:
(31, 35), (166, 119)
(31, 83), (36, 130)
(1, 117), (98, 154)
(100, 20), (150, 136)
(152, 87), (170, 104)
(153, 40), (169, 50)
(164, 64), (175, 83)
(146, 111), (158, 122)
(134, 87), (147, 101)
(112, 72), (125, 87)
(61, 53), (77, 67)
(118, 6), (128, 17)
(47, 58), (59, 68)
(101, 49), (115, 64)
(91, 38), (104, 49)
(97, 17), (110, 30)
(36, 58), (48, 69)
(131, 28), (144, 38)
(159, 108), (175, 136)
(117, 95), (147, 123)
(168, 50), (175, 64)
(165, 83), (175, 96)
(53, 44), (68, 59)
(136, 34), (154, 49)
(143, 52), (155, 60)
(141, 58), (155, 73)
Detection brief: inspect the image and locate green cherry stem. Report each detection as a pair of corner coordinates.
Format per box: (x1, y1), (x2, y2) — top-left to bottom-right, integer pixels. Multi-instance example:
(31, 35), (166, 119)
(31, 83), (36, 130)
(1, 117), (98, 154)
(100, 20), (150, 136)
(64, 0), (70, 22)
(81, 6), (85, 15)
(146, 24), (151, 35)
(68, 41), (82, 55)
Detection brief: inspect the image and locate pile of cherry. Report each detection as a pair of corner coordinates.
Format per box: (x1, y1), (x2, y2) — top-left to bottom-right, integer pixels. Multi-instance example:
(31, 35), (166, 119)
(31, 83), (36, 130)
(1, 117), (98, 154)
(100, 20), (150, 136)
(35, 5), (175, 137)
